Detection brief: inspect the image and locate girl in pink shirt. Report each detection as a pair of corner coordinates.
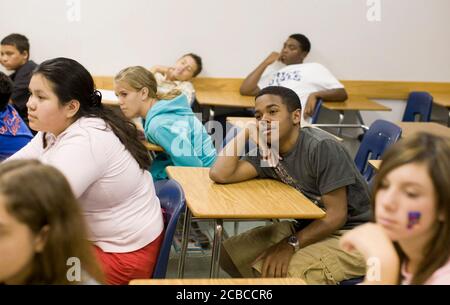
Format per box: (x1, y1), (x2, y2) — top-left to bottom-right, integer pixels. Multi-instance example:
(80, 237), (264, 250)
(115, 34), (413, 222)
(8, 57), (164, 284)
(341, 133), (450, 285)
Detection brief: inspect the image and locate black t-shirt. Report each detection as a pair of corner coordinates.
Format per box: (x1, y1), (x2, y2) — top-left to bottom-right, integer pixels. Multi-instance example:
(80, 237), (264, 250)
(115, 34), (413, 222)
(10, 60), (37, 115)
(244, 127), (372, 230)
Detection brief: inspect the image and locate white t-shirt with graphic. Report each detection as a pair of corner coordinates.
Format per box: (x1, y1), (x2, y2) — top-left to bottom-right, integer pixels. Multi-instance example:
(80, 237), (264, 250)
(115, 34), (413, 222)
(257, 62), (344, 125)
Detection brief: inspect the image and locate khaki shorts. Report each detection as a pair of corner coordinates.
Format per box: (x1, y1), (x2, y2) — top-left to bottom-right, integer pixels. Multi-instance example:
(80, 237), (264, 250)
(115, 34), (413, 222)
(222, 221), (366, 284)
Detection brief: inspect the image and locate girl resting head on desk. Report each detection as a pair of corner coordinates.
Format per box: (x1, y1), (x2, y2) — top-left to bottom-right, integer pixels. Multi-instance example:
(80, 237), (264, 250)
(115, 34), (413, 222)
(341, 133), (450, 285)
(0, 160), (103, 284)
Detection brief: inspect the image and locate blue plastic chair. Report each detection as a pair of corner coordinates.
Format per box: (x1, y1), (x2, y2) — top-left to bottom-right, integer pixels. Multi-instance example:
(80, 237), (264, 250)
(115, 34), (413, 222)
(402, 91), (433, 122)
(152, 179), (186, 278)
(354, 119), (402, 182)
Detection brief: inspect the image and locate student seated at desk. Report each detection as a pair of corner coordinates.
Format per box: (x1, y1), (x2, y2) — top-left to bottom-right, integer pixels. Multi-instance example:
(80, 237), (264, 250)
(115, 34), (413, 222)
(0, 160), (103, 284)
(0, 72), (33, 160)
(239, 33), (347, 125)
(114, 66), (216, 249)
(210, 86), (371, 284)
(150, 53), (202, 106)
(341, 133), (450, 285)
(7, 58), (164, 285)
(0, 34), (38, 128)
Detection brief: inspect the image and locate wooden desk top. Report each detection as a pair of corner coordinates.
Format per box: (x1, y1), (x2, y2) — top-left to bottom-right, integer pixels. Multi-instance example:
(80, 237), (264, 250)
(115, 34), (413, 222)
(143, 141), (164, 152)
(166, 167), (325, 219)
(369, 160), (382, 171)
(322, 96), (391, 111)
(397, 122), (450, 139)
(226, 117), (343, 142)
(130, 278), (306, 285)
(196, 90), (255, 108)
(196, 91), (391, 112)
(98, 89), (119, 106)
(431, 93), (450, 108)
(102, 99), (119, 106)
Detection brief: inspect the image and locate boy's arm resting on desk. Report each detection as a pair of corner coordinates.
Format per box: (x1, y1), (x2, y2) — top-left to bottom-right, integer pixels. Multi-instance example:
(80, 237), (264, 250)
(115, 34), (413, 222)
(209, 128), (258, 183)
(149, 65), (169, 75)
(240, 52), (280, 96)
(257, 187), (348, 278)
(304, 88), (348, 118)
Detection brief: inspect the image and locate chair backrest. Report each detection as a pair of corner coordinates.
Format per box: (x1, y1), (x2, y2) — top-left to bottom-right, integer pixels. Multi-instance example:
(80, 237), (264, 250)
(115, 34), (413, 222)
(354, 120), (402, 181)
(152, 179), (186, 278)
(402, 91), (433, 122)
(311, 98), (323, 124)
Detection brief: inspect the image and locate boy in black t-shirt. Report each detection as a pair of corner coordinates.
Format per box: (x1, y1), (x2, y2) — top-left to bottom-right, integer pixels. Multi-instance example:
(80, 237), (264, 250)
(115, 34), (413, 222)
(1, 33), (37, 127)
(210, 86), (370, 284)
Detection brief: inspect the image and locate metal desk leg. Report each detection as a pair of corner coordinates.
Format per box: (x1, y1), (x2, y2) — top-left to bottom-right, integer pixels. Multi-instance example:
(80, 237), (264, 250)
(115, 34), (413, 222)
(209, 219), (224, 278)
(337, 111), (344, 136)
(356, 111), (367, 133)
(177, 207), (192, 278)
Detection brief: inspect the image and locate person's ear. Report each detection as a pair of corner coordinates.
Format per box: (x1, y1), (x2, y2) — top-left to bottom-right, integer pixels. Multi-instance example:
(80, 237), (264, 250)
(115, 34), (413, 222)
(21, 50), (29, 61)
(292, 108), (301, 125)
(140, 87), (149, 100)
(34, 225), (50, 253)
(66, 99), (80, 119)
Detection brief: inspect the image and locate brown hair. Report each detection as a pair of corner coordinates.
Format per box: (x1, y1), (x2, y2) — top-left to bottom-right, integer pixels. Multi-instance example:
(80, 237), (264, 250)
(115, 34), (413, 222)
(114, 66), (181, 101)
(182, 53), (203, 77)
(372, 133), (450, 284)
(0, 160), (104, 284)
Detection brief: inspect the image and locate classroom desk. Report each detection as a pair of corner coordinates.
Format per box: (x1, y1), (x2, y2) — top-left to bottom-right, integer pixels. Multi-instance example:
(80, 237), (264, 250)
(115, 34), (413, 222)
(130, 278), (306, 285)
(196, 90), (255, 108)
(143, 141), (164, 152)
(314, 96), (391, 136)
(397, 122), (450, 139)
(165, 166), (325, 278)
(226, 117), (343, 142)
(98, 89), (119, 106)
(195, 92), (390, 137)
(431, 93), (450, 126)
(195, 91), (390, 114)
(368, 160), (382, 171)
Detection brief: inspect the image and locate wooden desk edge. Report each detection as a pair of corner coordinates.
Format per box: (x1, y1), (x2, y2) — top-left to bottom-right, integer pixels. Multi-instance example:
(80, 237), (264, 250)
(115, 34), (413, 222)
(130, 278), (307, 285)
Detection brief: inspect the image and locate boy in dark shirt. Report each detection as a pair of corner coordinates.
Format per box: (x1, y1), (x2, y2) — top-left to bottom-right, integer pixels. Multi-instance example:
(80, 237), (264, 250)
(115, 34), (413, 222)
(1, 34), (37, 126)
(210, 86), (370, 284)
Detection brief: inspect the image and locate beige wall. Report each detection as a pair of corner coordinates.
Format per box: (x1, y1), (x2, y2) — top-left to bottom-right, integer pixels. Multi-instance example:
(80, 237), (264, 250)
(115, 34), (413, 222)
(1, 0), (449, 81)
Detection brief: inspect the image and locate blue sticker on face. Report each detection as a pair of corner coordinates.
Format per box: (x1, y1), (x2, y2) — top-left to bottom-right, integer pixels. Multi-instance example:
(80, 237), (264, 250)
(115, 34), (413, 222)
(407, 211), (421, 229)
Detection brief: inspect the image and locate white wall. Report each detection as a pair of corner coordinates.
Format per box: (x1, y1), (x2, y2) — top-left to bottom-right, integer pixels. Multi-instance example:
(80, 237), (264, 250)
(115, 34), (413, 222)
(1, 0), (450, 81)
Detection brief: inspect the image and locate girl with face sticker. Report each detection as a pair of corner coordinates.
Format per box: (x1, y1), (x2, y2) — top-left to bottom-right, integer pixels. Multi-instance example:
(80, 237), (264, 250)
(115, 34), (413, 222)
(341, 133), (450, 284)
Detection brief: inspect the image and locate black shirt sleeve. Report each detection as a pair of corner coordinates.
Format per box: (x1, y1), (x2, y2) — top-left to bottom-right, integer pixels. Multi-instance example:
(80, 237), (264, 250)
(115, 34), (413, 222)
(312, 139), (356, 195)
(10, 61), (37, 110)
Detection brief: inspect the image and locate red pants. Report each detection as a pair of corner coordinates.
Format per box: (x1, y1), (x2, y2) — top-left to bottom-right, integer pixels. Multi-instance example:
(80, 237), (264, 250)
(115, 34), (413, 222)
(94, 233), (163, 285)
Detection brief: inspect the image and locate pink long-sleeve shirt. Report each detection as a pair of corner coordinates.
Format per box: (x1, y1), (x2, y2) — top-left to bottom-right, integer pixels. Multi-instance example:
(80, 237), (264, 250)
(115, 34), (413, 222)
(9, 117), (164, 253)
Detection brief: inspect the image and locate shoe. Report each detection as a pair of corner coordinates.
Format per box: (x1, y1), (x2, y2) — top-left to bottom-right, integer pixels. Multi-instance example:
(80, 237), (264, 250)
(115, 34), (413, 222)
(192, 229), (211, 250)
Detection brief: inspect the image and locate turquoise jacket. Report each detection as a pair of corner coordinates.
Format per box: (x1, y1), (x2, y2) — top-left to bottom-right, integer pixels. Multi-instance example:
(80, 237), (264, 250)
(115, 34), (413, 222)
(144, 94), (217, 180)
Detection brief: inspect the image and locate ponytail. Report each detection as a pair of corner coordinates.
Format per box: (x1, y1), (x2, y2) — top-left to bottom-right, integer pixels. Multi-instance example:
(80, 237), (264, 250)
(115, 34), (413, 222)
(156, 89), (182, 101)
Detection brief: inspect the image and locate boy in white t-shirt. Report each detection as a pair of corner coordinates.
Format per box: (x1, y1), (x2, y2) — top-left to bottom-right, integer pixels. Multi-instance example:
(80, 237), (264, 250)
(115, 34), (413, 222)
(240, 34), (348, 125)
